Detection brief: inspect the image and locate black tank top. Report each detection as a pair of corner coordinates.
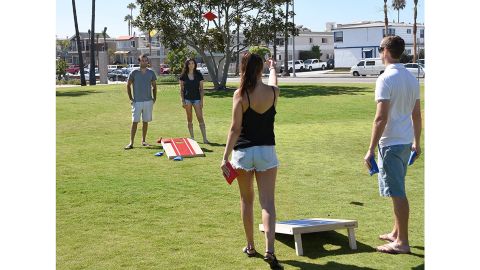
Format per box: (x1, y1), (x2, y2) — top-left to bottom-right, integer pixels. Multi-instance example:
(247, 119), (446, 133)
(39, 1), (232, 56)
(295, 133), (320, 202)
(234, 86), (276, 150)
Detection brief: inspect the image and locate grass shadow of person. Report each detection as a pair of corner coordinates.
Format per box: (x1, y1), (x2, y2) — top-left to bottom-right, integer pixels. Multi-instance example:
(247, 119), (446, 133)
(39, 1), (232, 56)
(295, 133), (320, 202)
(276, 231), (375, 260)
(205, 142), (226, 147)
(200, 147), (213, 153)
(204, 85), (370, 99)
(281, 260), (378, 270)
(56, 90), (102, 97)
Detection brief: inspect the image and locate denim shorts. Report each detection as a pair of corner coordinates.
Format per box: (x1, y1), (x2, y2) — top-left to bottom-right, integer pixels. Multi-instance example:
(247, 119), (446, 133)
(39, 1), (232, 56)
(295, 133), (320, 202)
(231, 146), (279, 172)
(184, 99), (201, 105)
(378, 143), (412, 197)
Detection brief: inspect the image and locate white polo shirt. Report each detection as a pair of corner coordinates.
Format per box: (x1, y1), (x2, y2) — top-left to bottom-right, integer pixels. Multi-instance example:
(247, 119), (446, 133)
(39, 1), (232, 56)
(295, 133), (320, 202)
(375, 63), (420, 148)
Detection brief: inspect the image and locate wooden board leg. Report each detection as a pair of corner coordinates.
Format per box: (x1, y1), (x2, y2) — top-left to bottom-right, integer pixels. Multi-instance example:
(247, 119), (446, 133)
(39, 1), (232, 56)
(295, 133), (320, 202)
(347, 228), (357, 250)
(294, 233), (303, 256)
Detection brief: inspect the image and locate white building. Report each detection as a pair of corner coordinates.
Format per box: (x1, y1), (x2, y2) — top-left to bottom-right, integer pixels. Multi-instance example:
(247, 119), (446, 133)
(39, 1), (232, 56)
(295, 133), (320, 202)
(333, 21), (425, 68)
(274, 26), (334, 62)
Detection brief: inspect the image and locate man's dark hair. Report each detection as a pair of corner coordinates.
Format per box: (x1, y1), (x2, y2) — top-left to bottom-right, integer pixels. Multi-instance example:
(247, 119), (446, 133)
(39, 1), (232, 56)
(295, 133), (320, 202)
(138, 53), (149, 61)
(381, 36), (405, 59)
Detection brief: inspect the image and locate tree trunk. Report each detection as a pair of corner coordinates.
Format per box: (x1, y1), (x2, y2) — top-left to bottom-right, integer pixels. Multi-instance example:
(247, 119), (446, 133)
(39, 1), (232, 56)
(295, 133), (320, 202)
(413, 0), (418, 63)
(283, 0), (289, 76)
(384, 0), (388, 36)
(89, 0), (96, 85)
(273, 7), (277, 65)
(96, 34), (99, 67)
(72, 0), (86, 86)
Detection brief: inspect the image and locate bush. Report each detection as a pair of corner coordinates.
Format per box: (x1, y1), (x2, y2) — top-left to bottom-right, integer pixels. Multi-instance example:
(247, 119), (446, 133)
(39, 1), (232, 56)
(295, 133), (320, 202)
(156, 75), (178, 84)
(56, 79), (81, 85)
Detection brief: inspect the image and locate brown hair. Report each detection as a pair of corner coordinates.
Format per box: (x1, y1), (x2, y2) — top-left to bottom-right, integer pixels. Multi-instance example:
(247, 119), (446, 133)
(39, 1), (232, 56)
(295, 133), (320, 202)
(380, 36), (405, 59)
(239, 52), (264, 96)
(180, 58), (200, 79)
(138, 53), (149, 61)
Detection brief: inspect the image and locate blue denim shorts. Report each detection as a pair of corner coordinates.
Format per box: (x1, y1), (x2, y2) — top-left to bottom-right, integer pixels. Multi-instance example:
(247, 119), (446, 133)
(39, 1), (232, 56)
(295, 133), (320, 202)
(184, 99), (201, 105)
(231, 146), (279, 172)
(378, 144), (412, 197)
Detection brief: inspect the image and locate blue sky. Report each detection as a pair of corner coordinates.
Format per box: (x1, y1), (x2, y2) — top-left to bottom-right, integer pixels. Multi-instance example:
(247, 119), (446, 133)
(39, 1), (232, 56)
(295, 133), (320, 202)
(56, 0), (424, 39)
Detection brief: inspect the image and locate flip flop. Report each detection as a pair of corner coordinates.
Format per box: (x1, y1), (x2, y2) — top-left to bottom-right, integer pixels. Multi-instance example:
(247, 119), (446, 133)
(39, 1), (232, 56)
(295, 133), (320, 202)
(173, 156), (183, 161)
(376, 243), (410, 254)
(242, 246), (257, 257)
(142, 142), (151, 147)
(154, 151), (164, 156)
(379, 234), (396, 242)
(124, 144), (133, 150)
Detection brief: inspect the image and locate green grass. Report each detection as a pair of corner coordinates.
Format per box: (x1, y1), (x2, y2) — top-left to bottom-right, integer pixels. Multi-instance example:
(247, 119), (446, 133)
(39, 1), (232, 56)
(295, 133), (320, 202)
(57, 81), (424, 269)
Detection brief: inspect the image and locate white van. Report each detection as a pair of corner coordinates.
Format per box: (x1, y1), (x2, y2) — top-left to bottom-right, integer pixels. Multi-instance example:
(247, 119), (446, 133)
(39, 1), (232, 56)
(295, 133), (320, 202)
(350, 58), (385, 76)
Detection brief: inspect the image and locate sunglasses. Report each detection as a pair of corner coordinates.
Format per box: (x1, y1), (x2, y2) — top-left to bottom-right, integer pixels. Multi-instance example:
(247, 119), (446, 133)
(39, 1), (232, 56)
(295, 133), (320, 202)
(378, 46), (385, 53)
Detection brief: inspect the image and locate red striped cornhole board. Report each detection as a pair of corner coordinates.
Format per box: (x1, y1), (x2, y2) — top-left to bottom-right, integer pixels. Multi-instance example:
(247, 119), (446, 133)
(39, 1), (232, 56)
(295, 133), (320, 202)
(161, 138), (205, 159)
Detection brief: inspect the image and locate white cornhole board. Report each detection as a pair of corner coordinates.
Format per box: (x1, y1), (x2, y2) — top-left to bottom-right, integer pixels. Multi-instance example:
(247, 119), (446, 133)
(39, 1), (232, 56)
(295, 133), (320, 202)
(161, 138), (205, 159)
(259, 218), (358, 256)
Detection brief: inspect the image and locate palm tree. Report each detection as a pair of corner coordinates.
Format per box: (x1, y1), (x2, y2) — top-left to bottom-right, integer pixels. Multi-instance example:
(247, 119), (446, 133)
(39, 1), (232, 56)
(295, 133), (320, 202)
(383, 0), (388, 36)
(96, 33), (100, 67)
(283, 0), (290, 76)
(392, 0), (406, 23)
(124, 15), (133, 36)
(127, 3), (136, 35)
(413, 0), (418, 63)
(71, 0), (86, 86)
(89, 0), (96, 85)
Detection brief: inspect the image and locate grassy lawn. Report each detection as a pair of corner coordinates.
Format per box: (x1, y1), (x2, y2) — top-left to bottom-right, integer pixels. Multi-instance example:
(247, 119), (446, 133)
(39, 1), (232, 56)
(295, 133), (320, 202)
(57, 81), (424, 270)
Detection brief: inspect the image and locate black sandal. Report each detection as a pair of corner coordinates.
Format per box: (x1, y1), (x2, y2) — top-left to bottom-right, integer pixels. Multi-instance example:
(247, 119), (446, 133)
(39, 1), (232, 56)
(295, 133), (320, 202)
(264, 252), (283, 270)
(242, 246), (257, 257)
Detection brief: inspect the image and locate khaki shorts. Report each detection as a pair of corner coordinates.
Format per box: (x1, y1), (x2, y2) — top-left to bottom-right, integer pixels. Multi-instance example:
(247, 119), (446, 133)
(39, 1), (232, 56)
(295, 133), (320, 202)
(131, 100), (153, 122)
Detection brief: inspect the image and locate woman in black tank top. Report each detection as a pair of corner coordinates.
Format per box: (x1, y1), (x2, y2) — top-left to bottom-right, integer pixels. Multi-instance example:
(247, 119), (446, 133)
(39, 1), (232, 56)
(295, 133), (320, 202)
(221, 53), (283, 269)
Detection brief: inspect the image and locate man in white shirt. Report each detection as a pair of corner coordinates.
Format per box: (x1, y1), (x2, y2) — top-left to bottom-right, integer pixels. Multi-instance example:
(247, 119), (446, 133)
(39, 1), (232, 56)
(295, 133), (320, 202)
(364, 36), (422, 254)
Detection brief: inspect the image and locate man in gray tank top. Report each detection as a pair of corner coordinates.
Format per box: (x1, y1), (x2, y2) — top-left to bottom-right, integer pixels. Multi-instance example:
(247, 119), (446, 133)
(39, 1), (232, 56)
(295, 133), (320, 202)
(124, 54), (157, 149)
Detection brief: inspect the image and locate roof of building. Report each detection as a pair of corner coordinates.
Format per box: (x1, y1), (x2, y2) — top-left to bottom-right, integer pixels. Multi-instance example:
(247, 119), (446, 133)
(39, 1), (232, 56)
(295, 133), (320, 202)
(69, 32), (111, 40)
(117, 36), (135, 41)
(334, 21), (424, 30)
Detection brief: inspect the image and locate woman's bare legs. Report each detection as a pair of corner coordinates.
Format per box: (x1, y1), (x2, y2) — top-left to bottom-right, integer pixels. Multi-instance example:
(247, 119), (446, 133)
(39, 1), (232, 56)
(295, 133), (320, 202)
(237, 169), (256, 251)
(255, 167), (277, 254)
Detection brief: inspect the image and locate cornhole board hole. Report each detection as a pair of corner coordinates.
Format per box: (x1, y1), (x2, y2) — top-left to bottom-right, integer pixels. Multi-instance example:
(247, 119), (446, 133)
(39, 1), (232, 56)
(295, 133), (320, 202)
(160, 138), (205, 159)
(259, 218), (358, 256)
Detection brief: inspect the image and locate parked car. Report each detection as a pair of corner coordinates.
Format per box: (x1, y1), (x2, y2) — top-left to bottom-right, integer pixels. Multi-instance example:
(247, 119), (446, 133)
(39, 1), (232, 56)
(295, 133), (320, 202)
(280, 60), (305, 73)
(350, 58), (385, 76)
(404, 63), (425, 78)
(326, 59), (335, 69)
(107, 65), (121, 72)
(83, 68), (99, 80)
(303, 59), (327, 71)
(108, 69), (130, 81)
(196, 63), (208, 75)
(66, 65), (80, 74)
(417, 59), (425, 68)
(159, 64), (170, 74)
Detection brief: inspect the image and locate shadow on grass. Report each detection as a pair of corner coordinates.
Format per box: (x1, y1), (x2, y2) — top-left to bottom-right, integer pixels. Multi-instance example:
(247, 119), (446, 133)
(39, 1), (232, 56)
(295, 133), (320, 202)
(411, 263), (424, 270)
(201, 148), (213, 153)
(56, 90), (102, 97)
(206, 142), (226, 147)
(204, 85), (370, 99)
(276, 231), (375, 260)
(282, 260), (377, 270)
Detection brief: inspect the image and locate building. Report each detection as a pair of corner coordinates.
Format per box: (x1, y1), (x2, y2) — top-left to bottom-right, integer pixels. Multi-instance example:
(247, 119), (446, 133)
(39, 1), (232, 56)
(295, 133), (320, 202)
(333, 21), (425, 68)
(274, 26), (334, 63)
(65, 32), (115, 66)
